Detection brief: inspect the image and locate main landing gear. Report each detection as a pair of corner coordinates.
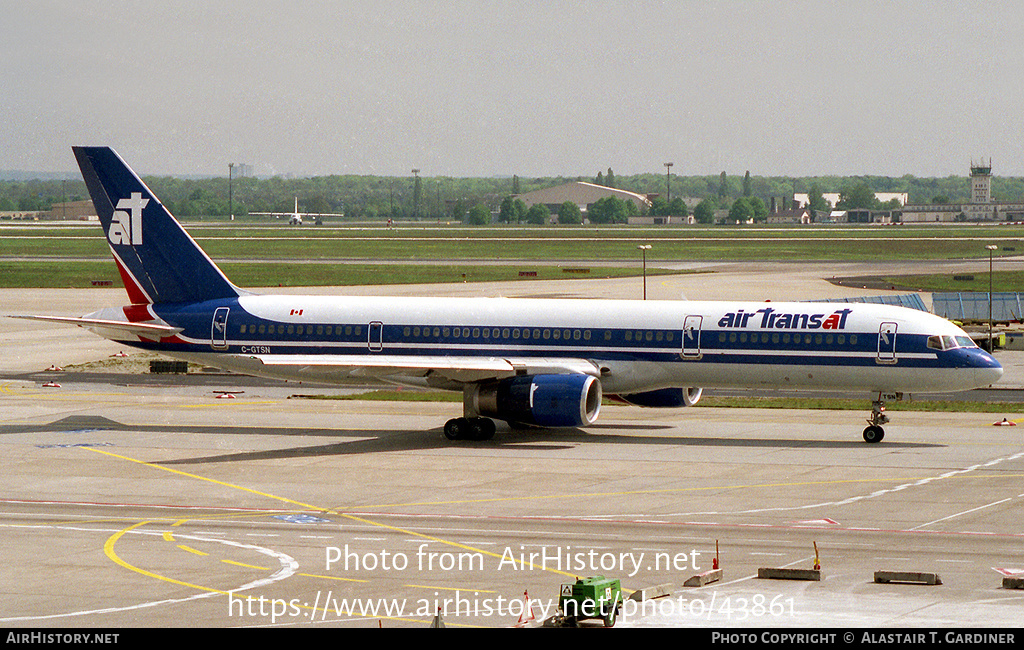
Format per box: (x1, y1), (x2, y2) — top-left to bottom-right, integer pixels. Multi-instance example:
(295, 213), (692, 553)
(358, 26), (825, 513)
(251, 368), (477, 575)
(443, 417), (496, 441)
(863, 397), (890, 443)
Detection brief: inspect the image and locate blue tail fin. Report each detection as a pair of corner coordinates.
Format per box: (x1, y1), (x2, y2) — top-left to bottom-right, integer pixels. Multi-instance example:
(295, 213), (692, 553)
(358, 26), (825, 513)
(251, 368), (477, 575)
(73, 146), (241, 305)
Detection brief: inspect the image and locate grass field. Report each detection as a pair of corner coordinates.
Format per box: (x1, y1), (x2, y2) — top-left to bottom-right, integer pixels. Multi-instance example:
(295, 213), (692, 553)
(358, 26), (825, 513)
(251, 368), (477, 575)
(0, 260), (684, 289)
(881, 271), (1024, 293)
(1, 220), (1021, 287)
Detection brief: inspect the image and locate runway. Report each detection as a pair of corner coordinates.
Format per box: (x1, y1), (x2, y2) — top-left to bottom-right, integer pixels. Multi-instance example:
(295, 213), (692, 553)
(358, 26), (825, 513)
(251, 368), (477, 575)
(0, 376), (1022, 628)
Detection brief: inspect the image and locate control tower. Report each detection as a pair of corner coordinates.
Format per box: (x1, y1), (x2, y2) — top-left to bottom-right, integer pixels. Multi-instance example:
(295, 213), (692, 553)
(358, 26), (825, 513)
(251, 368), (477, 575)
(970, 158), (992, 204)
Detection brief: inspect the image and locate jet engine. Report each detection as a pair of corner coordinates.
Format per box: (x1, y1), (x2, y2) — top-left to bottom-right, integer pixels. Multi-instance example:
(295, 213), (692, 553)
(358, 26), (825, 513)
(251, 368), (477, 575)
(469, 374), (602, 427)
(616, 387), (703, 408)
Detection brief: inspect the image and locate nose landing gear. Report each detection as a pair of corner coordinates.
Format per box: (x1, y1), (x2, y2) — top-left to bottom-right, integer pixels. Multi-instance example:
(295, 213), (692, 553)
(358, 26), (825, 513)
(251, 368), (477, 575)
(863, 396), (891, 443)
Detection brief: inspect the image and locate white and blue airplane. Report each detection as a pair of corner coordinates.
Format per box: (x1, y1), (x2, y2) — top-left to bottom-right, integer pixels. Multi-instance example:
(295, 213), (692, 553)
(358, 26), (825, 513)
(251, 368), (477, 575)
(18, 147), (1004, 443)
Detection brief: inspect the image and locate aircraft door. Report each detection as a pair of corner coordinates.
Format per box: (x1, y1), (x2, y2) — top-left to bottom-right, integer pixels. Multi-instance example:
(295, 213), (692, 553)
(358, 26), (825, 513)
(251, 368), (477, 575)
(368, 321), (384, 352)
(211, 307), (229, 350)
(682, 315), (703, 359)
(877, 321), (897, 363)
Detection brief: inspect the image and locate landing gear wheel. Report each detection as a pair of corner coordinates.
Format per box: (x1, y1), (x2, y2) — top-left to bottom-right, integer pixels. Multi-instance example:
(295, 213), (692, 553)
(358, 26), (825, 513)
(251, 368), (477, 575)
(444, 417), (495, 441)
(863, 425), (885, 443)
(472, 418), (495, 441)
(443, 418), (465, 440)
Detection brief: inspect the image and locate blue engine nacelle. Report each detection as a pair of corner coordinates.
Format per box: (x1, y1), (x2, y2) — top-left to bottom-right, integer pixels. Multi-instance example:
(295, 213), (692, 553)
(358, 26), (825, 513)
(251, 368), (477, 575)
(616, 387), (703, 408)
(471, 374), (602, 427)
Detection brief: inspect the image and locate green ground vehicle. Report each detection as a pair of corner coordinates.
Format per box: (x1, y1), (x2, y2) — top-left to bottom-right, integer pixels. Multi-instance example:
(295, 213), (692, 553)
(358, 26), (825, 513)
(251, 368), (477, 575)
(556, 576), (623, 627)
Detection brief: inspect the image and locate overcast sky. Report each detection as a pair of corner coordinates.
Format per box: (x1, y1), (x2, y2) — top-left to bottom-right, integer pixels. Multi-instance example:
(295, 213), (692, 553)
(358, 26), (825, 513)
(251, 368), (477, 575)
(3, 1), (1024, 179)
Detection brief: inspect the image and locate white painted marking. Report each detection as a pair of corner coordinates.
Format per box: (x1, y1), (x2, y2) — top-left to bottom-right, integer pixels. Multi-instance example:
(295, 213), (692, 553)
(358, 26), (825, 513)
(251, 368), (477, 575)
(909, 497), (1014, 531)
(0, 527), (297, 623)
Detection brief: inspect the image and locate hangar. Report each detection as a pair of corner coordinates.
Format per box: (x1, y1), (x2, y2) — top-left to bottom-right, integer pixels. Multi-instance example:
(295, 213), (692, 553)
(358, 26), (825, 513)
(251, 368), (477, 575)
(517, 181), (652, 216)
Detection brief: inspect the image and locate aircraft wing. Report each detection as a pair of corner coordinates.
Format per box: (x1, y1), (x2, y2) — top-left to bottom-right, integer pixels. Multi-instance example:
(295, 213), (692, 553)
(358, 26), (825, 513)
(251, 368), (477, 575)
(246, 354), (600, 384)
(9, 315), (182, 340)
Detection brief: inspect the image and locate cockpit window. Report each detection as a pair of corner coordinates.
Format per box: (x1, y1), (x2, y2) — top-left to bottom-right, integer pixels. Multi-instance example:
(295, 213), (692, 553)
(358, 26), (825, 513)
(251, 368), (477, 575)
(928, 335), (979, 351)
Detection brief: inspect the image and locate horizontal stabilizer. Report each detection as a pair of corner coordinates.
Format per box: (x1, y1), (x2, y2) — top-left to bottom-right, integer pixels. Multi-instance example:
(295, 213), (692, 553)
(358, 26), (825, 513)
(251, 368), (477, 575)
(9, 314), (182, 339)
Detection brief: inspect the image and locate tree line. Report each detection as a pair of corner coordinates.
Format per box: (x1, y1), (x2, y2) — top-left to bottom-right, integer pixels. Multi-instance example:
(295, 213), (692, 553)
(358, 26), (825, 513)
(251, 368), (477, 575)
(4, 168), (1024, 222)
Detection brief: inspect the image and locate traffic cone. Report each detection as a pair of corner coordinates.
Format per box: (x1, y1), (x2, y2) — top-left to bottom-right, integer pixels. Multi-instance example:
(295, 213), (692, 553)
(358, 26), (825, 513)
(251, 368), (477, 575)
(516, 590), (536, 626)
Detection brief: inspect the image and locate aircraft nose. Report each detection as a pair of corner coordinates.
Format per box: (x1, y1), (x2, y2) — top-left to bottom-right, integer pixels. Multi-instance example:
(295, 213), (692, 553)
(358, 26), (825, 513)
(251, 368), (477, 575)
(971, 350), (1003, 386)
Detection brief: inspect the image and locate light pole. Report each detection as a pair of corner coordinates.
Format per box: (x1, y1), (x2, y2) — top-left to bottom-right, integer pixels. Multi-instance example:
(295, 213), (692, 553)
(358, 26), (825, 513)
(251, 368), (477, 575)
(412, 168), (420, 220)
(986, 244), (998, 351)
(663, 162), (673, 205)
(228, 163), (235, 221)
(638, 244), (651, 300)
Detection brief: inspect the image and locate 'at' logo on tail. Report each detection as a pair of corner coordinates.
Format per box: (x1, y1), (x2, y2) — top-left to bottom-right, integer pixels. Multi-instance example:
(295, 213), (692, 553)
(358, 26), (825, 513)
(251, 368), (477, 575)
(108, 192), (149, 246)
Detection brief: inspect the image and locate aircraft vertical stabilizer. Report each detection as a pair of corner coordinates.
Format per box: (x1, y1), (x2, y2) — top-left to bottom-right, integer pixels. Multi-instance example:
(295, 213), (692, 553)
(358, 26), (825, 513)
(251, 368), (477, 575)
(73, 146), (241, 305)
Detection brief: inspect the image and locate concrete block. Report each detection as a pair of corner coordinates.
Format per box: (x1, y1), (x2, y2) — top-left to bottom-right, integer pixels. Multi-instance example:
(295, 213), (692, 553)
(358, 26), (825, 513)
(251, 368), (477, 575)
(627, 583), (672, 601)
(874, 570), (942, 585)
(1002, 576), (1024, 589)
(757, 567), (821, 581)
(683, 568), (723, 587)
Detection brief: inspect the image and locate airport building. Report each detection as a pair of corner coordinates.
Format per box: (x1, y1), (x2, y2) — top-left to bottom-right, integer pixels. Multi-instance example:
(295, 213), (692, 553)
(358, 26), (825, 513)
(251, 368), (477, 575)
(43, 200), (97, 220)
(517, 181), (652, 216)
(900, 160), (1024, 222)
(792, 191), (909, 209)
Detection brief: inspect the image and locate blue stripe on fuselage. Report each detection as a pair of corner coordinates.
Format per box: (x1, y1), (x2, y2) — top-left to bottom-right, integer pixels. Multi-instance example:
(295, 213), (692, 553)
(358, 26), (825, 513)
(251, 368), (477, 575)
(135, 302), (975, 370)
